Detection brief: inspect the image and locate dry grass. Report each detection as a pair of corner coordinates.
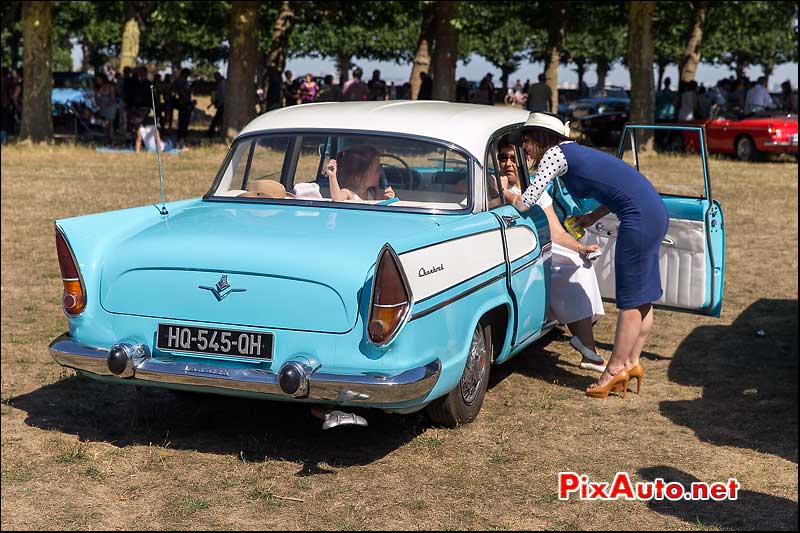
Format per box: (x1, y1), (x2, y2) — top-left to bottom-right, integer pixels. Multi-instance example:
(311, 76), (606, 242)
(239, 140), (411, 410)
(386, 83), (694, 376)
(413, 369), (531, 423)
(1, 143), (797, 530)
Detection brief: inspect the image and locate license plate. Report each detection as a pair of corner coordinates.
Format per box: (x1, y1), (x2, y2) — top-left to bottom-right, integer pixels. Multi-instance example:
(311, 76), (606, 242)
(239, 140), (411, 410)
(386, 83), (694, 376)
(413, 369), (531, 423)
(157, 324), (273, 360)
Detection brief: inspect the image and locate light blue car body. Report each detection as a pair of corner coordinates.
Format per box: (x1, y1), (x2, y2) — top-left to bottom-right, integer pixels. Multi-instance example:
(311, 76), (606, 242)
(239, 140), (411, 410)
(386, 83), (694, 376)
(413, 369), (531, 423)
(50, 105), (725, 420)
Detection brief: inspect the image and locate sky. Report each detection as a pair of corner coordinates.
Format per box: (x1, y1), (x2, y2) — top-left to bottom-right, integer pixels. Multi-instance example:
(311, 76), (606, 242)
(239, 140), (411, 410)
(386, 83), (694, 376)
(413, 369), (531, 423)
(282, 55), (799, 93)
(72, 47), (799, 93)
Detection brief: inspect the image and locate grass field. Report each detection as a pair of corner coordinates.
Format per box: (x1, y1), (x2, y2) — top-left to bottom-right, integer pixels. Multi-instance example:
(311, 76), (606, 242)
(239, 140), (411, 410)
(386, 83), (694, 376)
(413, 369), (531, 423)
(1, 142), (797, 530)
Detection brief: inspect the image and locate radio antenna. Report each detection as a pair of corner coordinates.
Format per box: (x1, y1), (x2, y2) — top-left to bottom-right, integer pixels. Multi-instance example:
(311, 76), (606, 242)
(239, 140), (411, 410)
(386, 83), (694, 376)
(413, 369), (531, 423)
(150, 84), (168, 216)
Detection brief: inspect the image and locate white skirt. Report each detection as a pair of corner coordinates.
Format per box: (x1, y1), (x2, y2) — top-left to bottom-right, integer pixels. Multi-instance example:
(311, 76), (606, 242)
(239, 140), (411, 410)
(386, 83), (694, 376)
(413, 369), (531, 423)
(548, 242), (605, 325)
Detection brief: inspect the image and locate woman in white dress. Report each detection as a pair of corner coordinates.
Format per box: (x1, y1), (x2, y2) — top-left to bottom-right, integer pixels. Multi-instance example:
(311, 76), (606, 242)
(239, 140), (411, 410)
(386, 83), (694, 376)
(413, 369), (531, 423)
(497, 138), (606, 372)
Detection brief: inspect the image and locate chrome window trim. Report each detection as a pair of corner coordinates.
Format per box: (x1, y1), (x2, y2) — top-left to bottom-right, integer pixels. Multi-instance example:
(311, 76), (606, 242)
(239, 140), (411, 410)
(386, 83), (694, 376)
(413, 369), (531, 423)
(204, 128), (479, 216)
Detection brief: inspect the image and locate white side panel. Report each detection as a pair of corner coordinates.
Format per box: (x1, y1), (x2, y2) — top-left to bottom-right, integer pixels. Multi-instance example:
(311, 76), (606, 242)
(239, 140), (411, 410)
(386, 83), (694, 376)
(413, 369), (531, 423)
(505, 225), (538, 262)
(583, 214), (707, 309)
(399, 230), (505, 302)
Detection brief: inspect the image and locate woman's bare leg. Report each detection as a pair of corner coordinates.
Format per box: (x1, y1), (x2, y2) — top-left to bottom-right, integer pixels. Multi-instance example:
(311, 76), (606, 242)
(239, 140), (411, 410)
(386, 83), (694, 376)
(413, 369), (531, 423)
(627, 304), (653, 368)
(567, 317), (597, 353)
(589, 306), (645, 389)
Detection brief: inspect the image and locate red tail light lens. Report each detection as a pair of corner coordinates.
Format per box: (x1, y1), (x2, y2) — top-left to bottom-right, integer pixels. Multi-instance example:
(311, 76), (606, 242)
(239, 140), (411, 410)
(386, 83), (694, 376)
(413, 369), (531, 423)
(368, 246), (411, 345)
(55, 228), (86, 316)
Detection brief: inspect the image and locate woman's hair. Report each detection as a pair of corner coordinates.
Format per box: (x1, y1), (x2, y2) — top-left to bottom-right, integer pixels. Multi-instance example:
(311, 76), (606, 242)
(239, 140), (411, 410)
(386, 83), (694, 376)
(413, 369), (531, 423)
(524, 128), (565, 168)
(336, 145), (379, 191)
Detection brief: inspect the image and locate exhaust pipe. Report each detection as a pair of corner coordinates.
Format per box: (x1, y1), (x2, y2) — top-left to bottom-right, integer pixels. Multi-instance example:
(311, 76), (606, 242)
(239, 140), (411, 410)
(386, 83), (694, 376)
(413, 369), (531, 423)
(107, 339), (149, 378)
(311, 406), (368, 430)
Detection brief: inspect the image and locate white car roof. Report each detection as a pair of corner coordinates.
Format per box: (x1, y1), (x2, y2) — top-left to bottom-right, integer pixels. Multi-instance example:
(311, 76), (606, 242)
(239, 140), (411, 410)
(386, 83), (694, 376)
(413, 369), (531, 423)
(237, 101), (531, 160)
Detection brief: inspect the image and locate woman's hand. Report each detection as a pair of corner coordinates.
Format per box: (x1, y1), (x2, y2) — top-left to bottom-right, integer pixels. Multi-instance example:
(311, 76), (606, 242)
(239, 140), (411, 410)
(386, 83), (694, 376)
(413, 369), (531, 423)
(577, 243), (599, 257)
(383, 186), (395, 200)
(325, 159), (337, 180)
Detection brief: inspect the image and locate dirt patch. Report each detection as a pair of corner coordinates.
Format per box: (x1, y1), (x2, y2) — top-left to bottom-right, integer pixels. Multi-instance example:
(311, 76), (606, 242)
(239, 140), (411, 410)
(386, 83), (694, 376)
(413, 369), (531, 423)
(1, 144), (797, 530)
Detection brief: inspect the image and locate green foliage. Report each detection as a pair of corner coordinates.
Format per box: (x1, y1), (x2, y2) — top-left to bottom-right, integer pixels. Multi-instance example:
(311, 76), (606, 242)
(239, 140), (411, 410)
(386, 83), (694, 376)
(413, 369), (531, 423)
(563, 1), (627, 69)
(288, 1), (420, 65)
(139, 1), (231, 68)
(52, 1), (124, 71)
(652, 1), (689, 69)
(460, 1), (544, 77)
(1, 1), (21, 69)
(704, 1), (798, 74)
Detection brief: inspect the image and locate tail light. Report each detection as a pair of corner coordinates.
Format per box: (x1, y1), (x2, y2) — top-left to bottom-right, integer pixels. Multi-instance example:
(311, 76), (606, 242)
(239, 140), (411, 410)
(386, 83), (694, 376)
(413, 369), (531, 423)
(55, 227), (86, 316)
(367, 244), (411, 346)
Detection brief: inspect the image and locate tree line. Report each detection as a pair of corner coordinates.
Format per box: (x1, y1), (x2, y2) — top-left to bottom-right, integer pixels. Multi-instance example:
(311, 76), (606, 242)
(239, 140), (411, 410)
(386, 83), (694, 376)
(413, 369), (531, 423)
(3, 0), (797, 142)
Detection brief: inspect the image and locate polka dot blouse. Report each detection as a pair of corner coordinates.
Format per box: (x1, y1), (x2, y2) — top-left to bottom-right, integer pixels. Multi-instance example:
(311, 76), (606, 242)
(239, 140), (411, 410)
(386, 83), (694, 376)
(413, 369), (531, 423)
(521, 142), (573, 207)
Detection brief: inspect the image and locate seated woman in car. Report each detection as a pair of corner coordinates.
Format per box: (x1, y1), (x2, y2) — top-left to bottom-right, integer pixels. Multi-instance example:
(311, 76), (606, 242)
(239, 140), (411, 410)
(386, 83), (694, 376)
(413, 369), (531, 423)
(497, 137), (607, 372)
(324, 145), (395, 202)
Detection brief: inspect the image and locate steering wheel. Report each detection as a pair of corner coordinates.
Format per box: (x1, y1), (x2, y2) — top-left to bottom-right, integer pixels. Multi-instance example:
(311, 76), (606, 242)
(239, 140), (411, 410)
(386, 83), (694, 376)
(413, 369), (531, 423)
(378, 153), (414, 190)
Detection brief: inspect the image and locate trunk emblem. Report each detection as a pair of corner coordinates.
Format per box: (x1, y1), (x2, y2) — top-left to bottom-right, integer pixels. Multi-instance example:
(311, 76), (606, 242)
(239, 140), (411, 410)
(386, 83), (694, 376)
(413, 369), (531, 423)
(199, 275), (246, 302)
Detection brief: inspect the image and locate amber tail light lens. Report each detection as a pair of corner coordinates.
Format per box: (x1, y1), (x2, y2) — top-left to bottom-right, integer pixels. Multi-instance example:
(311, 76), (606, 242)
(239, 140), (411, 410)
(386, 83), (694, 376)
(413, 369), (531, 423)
(55, 228), (86, 316)
(368, 245), (411, 345)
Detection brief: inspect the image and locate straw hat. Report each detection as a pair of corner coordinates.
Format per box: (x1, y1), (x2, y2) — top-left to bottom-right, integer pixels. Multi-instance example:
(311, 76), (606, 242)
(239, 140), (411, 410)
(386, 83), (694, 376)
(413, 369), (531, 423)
(523, 112), (572, 140)
(240, 179), (294, 199)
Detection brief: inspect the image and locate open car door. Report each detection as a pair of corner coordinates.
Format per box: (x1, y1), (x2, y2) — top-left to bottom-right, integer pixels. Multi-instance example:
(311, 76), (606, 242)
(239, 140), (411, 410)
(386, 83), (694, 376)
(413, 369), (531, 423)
(581, 124), (725, 317)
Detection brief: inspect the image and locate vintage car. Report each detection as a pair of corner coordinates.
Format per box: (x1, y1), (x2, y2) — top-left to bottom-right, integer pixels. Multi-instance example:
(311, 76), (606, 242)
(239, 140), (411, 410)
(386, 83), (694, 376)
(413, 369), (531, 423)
(674, 111), (798, 161)
(49, 103), (726, 429)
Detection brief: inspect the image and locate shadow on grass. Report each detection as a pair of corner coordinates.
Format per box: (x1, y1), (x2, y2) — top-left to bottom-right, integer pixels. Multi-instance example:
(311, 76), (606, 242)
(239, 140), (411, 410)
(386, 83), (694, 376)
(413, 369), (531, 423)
(660, 298), (798, 463)
(637, 465), (798, 530)
(9, 377), (425, 474)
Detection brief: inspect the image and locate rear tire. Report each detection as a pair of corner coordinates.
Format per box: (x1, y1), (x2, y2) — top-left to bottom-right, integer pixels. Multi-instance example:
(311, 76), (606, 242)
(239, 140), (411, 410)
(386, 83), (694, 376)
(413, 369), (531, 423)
(426, 322), (492, 427)
(735, 135), (758, 162)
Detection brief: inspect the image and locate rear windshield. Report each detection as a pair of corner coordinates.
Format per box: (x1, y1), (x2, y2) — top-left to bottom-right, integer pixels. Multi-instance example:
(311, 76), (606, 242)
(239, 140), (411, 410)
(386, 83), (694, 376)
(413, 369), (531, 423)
(207, 132), (471, 212)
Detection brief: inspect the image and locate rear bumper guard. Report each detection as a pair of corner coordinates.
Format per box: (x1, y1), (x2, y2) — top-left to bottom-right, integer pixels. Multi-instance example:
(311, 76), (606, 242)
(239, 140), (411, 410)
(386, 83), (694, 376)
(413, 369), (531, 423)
(49, 334), (441, 405)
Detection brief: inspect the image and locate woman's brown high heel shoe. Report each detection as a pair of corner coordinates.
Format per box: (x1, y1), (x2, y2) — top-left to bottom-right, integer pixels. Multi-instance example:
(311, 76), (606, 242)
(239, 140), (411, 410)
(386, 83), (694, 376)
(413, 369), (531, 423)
(627, 364), (644, 394)
(585, 368), (630, 399)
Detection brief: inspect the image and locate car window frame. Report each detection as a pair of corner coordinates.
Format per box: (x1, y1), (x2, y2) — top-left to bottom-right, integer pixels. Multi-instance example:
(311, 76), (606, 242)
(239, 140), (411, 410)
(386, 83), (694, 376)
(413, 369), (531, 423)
(204, 129), (477, 216)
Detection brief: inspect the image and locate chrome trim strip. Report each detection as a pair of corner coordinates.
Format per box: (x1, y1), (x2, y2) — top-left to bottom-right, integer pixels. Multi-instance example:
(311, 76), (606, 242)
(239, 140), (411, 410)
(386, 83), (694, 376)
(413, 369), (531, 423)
(409, 273), (506, 321)
(49, 334), (441, 405)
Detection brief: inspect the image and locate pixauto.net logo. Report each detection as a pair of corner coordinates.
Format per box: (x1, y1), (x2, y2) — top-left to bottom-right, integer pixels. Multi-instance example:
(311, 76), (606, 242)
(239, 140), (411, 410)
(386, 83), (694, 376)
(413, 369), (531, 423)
(558, 472), (740, 502)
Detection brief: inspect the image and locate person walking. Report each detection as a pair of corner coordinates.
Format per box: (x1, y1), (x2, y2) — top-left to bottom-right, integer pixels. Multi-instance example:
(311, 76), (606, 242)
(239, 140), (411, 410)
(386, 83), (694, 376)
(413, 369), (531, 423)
(514, 113), (669, 398)
(173, 67), (194, 149)
(526, 74), (552, 112)
(343, 67), (369, 101)
(655, 77), (677, 121)
(206, 72), (225, 138)
(417, 71), (433, 100)
(368, 69), (388, 101)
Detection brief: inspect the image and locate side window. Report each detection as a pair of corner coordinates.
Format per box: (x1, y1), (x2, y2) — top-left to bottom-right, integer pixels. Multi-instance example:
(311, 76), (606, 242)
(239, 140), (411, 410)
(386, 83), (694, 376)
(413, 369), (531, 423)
(485, 140), (504, 210)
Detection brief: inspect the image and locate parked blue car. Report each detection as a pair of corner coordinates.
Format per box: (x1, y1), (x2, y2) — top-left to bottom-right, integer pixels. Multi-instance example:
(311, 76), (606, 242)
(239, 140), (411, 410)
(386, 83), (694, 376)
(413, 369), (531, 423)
(50, 103), (725, 428)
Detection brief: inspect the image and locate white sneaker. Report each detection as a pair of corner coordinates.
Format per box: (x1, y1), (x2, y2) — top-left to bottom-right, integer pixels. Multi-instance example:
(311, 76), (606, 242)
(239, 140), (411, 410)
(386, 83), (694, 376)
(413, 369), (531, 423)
(569, 336), (604, 364)
(579, 359), (607, 373)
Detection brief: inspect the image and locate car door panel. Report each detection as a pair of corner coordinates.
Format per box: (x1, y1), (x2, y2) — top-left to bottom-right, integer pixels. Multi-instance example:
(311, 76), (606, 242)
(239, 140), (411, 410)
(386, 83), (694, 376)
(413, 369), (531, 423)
(562, 124), (725, 317)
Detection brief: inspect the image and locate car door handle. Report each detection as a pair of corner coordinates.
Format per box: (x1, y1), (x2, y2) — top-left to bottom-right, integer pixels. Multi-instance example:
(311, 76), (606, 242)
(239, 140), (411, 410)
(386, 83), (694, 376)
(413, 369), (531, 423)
(661, 236), (676, 247)
(502, 214), (519, 227)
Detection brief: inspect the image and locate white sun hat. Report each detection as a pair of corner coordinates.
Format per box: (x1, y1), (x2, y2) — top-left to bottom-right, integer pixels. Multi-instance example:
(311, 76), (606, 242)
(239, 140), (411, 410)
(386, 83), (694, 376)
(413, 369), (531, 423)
(524, 112), (572, 140)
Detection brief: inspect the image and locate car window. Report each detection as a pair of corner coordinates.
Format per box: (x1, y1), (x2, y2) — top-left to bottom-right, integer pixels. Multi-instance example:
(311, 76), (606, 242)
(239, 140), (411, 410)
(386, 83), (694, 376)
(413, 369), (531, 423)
(209, 133), (471, 211)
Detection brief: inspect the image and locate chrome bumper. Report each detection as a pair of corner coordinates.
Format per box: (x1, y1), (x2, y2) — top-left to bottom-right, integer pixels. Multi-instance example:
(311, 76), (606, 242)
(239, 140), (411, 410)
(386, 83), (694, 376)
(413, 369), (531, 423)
(49, 334), (441, 405)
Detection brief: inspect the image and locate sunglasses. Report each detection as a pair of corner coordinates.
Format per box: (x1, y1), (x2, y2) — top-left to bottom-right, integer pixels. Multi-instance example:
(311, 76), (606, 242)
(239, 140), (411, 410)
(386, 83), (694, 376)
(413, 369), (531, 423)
(497, 154), (516, 162)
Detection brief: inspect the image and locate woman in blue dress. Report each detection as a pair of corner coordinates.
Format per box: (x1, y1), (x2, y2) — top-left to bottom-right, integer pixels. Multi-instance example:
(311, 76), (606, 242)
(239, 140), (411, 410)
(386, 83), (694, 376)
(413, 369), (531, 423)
(514, 113), (669, 398)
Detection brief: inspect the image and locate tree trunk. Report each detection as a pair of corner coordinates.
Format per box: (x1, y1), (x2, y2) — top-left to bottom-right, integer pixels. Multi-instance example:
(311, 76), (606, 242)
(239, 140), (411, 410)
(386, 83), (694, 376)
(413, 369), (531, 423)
(596, 58), (609, 90)
(81, 35), (91, 72)
(500, 65), (514, 93)
(20, 1), (53, 143)
(762, 63), (773, 86)
(119, 16), (140, 70)
(431, 1), (459, 102)
(223, 1), (259, 143)
(410, 2), (436, 100)
(678, 0), (706, 83)
(336, 52), (351, 85)
(544, 1), (567, 112)
(575, 60), (585, 92)
(267, 1), (294, 72)
(627, 1), (655, 149)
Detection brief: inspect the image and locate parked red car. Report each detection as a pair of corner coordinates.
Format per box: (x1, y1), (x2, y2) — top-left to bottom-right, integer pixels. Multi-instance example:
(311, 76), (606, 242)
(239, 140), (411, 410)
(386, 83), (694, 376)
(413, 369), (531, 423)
(676, 111), (798, 161)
